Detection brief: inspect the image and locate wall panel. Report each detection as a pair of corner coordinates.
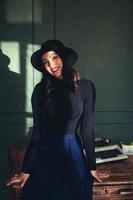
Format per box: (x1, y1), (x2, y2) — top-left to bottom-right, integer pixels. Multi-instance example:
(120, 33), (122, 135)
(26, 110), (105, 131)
(55, 0), (133, 142)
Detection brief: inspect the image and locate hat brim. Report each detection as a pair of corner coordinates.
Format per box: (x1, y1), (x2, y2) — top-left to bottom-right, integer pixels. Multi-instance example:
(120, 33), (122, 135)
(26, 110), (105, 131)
(31, 47), (78, 72)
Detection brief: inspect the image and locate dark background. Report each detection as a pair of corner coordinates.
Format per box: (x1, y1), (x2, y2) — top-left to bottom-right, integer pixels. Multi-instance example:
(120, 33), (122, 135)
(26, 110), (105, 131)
(0, 0), (133, 199)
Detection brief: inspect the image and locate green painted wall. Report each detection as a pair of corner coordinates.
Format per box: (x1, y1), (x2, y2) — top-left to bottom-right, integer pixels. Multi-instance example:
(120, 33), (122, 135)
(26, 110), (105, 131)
(54, 0), (133, 143)
(0, 0), (133, 199)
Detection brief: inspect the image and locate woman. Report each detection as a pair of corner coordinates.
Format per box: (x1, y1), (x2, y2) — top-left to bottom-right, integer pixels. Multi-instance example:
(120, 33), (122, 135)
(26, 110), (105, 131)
(7, 40), (108, 200)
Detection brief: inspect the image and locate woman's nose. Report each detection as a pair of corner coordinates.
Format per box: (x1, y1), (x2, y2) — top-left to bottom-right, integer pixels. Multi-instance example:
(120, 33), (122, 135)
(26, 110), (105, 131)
(49, 61), (56, 69)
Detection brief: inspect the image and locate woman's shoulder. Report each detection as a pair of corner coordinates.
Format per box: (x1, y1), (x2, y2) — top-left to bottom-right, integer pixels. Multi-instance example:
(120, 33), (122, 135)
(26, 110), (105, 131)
(32, 81), (45, 99)
(80, 78), (96, 100)
(32, 82), (42, 93)
(80, 78), (95, 90)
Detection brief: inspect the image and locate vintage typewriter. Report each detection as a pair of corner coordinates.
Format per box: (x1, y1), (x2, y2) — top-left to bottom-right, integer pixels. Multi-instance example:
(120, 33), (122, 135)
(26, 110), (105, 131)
(95, 137), (128, 164)
(95, 144), (128, 164)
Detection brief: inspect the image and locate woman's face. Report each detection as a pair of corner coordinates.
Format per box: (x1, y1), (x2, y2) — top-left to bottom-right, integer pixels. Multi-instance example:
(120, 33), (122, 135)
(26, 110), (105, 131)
(41, 51), (63, 79)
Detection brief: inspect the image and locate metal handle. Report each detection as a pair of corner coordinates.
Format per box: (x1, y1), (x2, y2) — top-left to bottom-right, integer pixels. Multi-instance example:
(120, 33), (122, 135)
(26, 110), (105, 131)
(118, 189), (133, 195)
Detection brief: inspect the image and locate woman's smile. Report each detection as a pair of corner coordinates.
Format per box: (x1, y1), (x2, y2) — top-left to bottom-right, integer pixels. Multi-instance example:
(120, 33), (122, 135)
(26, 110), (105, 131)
(52, 66), (60, 72)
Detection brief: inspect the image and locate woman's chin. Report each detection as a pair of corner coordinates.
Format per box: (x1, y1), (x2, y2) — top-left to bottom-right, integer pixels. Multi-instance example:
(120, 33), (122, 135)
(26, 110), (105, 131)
(53, 73), (63, 79)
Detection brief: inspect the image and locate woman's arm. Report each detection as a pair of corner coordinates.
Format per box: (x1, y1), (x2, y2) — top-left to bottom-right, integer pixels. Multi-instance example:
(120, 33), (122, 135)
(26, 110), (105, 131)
(80, 79), (109, 182)
(7, 83), (43, 188)
(80, 79), (96, 170)
(22, 83), (42, 173)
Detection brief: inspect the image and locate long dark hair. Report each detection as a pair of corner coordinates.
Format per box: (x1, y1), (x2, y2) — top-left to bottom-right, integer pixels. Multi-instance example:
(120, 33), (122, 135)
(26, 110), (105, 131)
(41, 54), (80, 95)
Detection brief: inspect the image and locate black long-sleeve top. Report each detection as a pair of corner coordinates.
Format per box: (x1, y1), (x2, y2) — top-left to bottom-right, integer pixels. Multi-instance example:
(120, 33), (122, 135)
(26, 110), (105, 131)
(22, 78), (96, 173)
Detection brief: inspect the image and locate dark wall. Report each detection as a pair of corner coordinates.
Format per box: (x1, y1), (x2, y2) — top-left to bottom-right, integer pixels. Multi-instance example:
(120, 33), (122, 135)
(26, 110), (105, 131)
(54, 0), (133, 143)
(0, 0), (133, 199)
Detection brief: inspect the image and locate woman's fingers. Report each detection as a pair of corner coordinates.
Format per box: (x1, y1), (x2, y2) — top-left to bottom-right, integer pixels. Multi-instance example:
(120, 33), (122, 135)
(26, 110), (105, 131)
(92, 173), (103, 182)
(6, 172), (30, 188)
(97, 172), (109, 179)
(90, 170), (109, 183)
(18, 173), (30, 188)
(19, 175), (29, 188)
(6, 174), (22, 186)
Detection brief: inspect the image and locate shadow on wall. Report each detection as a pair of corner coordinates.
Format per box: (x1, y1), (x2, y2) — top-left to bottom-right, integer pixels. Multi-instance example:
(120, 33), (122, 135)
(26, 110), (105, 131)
(0, 49), (26, 199)
(0, 1), (45, 198)
(0, 49), (25, 112)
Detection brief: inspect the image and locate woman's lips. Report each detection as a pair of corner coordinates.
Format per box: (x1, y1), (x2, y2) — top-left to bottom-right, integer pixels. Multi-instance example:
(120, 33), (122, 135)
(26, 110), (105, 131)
(52, 67), (60, 73)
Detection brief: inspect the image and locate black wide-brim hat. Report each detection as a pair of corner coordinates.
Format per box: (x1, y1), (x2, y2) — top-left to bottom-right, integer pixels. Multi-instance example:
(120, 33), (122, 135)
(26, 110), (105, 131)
(31, 40), (78, 72)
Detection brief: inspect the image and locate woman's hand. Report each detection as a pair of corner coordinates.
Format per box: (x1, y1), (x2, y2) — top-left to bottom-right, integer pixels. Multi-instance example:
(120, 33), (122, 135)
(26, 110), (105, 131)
(90, 170), (109, 182)
(6, 172), (30, 188)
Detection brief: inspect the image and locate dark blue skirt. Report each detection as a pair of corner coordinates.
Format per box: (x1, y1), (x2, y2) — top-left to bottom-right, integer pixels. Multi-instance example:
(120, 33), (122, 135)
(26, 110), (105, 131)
(21, 134), (94, 200)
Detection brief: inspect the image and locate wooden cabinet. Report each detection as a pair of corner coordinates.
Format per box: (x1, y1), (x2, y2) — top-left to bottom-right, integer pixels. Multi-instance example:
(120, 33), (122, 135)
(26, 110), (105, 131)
(93, 156), (133, 200)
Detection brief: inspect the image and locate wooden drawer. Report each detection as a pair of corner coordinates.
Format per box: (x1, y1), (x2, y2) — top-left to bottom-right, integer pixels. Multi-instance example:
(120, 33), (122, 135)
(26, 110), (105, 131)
(93, 184), (133, 199)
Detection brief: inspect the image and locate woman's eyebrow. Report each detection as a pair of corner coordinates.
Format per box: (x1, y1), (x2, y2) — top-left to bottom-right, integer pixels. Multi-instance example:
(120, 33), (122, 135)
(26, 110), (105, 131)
(50, 53), (57, 57)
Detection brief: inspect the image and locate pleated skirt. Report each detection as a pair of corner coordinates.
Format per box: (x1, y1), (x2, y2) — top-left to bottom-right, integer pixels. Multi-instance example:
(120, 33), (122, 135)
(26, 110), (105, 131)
(21, 133), (94, 200)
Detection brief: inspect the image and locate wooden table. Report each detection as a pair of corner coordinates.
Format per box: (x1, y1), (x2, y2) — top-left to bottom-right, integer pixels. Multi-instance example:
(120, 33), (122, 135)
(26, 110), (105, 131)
(8, 148), (133, 200)
(93, 155), (133, 200)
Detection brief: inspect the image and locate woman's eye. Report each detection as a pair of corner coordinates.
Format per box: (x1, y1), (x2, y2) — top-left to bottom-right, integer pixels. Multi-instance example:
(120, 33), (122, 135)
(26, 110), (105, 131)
(42, 60), (48, 65)
(52, 55), (58, 60)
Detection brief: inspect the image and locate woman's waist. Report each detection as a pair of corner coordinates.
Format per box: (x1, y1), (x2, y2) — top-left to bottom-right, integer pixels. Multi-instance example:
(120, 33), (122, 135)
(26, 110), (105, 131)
(39, 132), (77, 148)
(42, 131), (74, 141)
